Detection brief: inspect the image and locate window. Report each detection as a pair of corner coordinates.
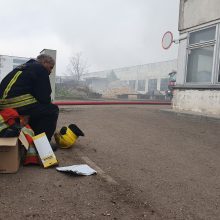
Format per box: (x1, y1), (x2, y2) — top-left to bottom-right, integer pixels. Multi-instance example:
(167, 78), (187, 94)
(160, 78), (169, 91)
(148, 79), (157, 92)
(187, 46), (214, 82)
(137, 80), (145, 91)
(13, 65), (19, 69)
(13, 59), (27, 64)
(186, 26), (217, 83)
(129, 80), (136, 90)
(189, 26), (216, 44)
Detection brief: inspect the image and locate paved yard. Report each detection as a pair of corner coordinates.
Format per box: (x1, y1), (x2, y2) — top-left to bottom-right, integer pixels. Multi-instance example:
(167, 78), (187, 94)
(0, 105), (220, 220)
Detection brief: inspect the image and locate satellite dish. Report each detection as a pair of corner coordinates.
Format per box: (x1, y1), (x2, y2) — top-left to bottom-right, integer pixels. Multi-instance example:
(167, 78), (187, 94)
(162, 31), (173, 50)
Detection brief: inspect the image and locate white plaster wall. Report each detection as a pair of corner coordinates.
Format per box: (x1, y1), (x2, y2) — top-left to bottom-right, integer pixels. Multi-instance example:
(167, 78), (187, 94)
(115, 60), (177, 80)
(40, 49), (56, 101)
(0, 56), (13, 81)
(176, 33), (187, 85)
(85, 60), (177, 81)
(179, 0), (220, 31)
(157, 78), (161, 91)
(145, 80), (148, 93)
(0, 55), (29, 81)
(172, 89), (220, 115)
(83, 60), (177, 94)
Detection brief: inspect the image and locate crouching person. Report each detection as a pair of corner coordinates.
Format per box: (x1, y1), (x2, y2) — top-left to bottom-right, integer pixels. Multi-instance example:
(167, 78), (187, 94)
(0, 54), (59, 151)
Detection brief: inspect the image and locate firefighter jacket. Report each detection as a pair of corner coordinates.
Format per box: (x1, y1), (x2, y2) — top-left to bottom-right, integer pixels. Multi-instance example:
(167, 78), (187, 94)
(0, 59), (52, 109)
(0, 108), (34, 144)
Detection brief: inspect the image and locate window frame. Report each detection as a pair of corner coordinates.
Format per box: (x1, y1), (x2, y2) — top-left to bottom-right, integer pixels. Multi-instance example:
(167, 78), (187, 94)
(185, 24), (220, 85)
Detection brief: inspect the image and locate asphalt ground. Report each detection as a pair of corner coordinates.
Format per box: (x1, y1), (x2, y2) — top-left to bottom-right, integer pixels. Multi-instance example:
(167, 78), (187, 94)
(0, 105), (220, 220)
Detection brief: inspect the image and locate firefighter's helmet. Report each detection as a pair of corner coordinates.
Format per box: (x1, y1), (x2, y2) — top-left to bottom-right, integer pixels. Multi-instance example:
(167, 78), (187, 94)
(54, 124), (84, 149)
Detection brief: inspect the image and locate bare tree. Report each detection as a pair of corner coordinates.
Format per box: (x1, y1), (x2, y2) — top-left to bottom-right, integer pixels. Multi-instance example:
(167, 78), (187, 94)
(67, 52), (88, 81)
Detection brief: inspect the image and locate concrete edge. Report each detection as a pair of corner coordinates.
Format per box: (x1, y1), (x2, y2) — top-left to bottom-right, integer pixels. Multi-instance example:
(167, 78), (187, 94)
(160, 109), (220, 122)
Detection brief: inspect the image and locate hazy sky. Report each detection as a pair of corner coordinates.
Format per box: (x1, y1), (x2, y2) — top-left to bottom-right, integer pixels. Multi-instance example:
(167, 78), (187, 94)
(0, 0), (179, 75)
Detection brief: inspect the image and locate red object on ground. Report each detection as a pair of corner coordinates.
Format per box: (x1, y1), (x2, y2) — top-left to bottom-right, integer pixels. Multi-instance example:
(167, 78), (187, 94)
(53, 101), (171, 106)
(23, 145), (40, 166)
(23, 155), (40, 166)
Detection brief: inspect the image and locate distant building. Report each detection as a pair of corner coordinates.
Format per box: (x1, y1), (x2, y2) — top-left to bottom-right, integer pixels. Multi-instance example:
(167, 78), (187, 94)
(83, 59), (177, 98)
(174, 0), (220, 116)
(0, 55), (29, 81)
(0, 49), (56, 100)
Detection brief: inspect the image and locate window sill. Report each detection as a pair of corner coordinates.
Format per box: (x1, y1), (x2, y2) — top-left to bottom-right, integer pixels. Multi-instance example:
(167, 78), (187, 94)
(174, 84), (220, 90)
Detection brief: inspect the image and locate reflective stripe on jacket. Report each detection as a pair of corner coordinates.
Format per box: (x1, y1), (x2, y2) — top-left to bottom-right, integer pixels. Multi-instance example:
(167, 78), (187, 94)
(0, 115), (9, 133)
(0, 69), (38, 109)
(2, 70), (23, 99)
(0, 94), (37, 109)
(0, 59), (52, 108)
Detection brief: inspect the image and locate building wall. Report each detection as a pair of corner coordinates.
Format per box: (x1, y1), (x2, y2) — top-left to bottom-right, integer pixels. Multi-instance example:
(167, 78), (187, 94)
(0, 55), (29, 81)
(40, 49), (56, 101)
(84, 60), (177, 94)
(179, 0), (220, 31)
(174, 0), (220, 116)
(176, 33), (187, 85)
(173, 89), (220, 115)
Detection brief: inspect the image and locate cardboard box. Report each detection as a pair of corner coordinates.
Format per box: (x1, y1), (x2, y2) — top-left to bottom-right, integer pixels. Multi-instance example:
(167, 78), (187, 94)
(0, 137), (20, 173)
(33, 132), (58, 168)
(0, 132), (30, 174)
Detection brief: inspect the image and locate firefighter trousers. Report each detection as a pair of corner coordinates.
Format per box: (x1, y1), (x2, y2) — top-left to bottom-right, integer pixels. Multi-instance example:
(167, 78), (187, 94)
(16, 103), (59, 141)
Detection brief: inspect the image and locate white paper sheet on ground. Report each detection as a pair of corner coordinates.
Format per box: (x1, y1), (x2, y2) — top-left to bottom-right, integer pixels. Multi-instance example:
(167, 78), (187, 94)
(56, 164), (97, 176)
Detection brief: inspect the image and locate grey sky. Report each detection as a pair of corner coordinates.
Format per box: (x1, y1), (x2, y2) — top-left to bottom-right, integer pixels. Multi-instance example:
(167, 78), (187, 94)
(0, 0), (179, 75)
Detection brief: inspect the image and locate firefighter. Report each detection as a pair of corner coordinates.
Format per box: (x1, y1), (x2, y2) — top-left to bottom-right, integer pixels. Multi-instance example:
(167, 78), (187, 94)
(0, 54), (59, 150)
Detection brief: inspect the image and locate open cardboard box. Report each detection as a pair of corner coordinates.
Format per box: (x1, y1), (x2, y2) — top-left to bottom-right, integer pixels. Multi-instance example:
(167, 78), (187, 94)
(0, 131), (58, 172)
(0, 131), (29, 174)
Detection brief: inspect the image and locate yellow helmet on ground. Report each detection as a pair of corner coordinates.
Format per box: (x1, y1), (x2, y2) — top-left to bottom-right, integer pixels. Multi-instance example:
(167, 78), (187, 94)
(54, 124), (84, 149)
